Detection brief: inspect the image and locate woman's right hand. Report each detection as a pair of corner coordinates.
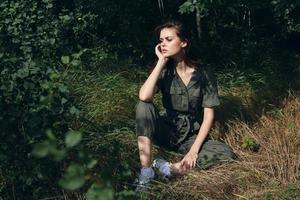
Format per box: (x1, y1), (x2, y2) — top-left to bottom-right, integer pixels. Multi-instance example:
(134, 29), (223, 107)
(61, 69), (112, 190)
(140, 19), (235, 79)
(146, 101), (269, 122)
(155, 44), (168, 63)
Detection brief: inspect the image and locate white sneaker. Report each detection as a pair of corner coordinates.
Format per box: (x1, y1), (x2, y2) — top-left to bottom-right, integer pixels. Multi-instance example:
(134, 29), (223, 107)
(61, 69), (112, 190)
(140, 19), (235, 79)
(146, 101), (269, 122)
(152, 158), (171, 178)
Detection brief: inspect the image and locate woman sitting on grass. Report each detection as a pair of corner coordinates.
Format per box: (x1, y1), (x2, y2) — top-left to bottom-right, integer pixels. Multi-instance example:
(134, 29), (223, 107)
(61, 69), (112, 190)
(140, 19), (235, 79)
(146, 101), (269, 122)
(135, 20), (235, 189)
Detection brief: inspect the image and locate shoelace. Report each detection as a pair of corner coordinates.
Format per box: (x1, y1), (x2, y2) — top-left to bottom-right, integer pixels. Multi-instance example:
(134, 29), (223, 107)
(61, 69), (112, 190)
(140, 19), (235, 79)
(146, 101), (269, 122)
(152, 159), (171, 177)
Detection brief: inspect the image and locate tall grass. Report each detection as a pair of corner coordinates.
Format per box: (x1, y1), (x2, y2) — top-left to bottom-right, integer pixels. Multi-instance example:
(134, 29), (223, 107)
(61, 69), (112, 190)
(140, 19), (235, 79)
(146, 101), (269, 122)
(67, 65), (147, 127)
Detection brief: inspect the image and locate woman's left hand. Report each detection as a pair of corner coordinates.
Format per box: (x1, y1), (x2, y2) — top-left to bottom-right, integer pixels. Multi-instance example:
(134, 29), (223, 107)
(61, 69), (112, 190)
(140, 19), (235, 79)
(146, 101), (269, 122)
(180, 149), (198, 170)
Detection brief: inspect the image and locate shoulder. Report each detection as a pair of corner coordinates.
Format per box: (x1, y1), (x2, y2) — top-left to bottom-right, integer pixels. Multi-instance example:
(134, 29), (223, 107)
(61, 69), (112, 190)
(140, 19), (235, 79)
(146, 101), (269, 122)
(194, 63), (218, 86)
(198, 63), (216, 76)
(194, 63), (212, 76)
(157, 68), (168, 81)
(160, 63), (175, 79)
(197, 62), (211, 71)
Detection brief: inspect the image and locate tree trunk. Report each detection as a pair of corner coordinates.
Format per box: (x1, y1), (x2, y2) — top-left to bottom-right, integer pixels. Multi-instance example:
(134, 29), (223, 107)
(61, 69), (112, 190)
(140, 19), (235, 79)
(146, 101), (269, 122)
(195, 7), (202, 39)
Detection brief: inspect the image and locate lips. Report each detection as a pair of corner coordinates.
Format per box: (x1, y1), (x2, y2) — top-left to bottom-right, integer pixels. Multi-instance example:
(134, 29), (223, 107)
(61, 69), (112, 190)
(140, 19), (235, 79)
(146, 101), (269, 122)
(161, 49), (168, 53)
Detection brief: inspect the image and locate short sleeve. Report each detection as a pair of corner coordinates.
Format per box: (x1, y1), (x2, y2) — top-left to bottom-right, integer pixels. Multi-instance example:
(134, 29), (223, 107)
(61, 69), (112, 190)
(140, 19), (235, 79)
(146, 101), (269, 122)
(201, 66), (220, 107)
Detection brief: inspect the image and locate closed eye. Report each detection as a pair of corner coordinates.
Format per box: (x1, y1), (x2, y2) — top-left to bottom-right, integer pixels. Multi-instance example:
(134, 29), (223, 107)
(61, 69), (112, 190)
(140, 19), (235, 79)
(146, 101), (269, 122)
(159, 37), (173, 43)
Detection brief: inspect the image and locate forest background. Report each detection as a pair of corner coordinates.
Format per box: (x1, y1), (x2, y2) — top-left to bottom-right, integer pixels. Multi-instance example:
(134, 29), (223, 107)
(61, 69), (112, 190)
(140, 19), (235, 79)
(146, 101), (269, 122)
(0, 0), (299, 199)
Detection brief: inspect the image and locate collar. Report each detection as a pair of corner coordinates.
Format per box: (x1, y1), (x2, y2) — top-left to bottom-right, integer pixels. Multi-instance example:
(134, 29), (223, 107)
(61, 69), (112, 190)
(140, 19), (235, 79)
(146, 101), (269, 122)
(171, 66), (203, 89)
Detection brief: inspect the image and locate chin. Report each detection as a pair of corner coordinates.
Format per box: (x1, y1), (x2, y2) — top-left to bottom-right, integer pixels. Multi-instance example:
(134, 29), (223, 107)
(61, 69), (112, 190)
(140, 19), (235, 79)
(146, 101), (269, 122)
(164, 53), (174, 58)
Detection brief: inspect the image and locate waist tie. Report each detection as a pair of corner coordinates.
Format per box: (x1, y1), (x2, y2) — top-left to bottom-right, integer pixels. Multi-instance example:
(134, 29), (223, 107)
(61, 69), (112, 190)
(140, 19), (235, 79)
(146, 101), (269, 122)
(165, 109), (199, 146)
(174, 115), (193, 146)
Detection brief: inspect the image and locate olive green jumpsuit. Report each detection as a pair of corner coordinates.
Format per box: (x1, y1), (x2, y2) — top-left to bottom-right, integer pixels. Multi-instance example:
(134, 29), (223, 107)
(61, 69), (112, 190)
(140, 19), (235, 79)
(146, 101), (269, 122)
(136, 65), (235, 169)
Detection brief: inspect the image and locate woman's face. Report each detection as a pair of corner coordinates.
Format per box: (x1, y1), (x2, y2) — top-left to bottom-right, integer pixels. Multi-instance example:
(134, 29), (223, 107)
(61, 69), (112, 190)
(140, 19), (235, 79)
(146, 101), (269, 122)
(159, 28), (187, 58)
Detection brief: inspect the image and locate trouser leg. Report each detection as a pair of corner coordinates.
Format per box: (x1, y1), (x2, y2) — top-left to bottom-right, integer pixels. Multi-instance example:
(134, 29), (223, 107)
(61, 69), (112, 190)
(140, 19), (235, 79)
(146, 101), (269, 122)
(135, 100), (160, 139)
(178, 136), (236, 170)
(135, 100), (160, 168)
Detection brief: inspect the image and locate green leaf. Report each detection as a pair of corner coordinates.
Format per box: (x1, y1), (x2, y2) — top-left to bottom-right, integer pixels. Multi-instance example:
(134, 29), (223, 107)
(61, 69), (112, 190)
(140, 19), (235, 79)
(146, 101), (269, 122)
(60, 15), (71, 22)
(51, 148), (66, 161)
(65, 131), (82, 148)
(178, 1), (195, 14)
(16, 67), (29, 78)
(59, 84), (69, 93)
(46, 3), (53, 9)
(61, 97), (67, 104)
(46, 129), (56, 140)
(59, 164), (85, 191)
(70, 106), (79, 115)
(61, 56), (70, 64)
(32, 141), (53, 158)
(49, 38), (55, 45)
(87, 159), (98, 169)
(86, 184), (113, 200)
(41, 81), (50, 89)
(72, 48), (88, 59)
(49, 71), (60, 80)
(71, 59), (81, 66)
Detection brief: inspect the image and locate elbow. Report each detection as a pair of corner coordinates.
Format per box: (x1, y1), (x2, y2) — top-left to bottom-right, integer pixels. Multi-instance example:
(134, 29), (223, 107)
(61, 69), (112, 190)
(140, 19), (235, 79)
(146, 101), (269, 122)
(138, 93), (153, 103)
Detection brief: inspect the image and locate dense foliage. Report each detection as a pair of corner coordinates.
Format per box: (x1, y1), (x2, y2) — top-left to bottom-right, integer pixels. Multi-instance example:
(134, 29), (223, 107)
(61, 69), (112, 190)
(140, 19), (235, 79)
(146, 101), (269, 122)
(0, 0), (299, 199)
(0, 0), (88, 198)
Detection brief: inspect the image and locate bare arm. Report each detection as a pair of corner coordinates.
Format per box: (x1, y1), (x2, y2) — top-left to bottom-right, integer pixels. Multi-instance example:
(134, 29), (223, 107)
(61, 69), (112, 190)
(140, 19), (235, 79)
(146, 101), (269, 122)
(180, 107), (215, 169)
(139, 44), (168, 102)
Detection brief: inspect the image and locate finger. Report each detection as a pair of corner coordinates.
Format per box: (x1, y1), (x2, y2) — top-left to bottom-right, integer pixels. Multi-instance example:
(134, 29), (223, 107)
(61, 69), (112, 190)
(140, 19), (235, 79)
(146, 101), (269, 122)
(181, 161), (187, 169)
(180, 158), (186, 166)
(183, 163), (188, 171)
(185, 161), (191, 170)
(190, 160), (195, 169)
(193, 161), (196, 168)
(180, 162), (185, 170)
(182, 160), (188, 168)
(189, 161), (193, 169)
(192, 161), (196, 168)
(155, 45), (159, 53)
(155, 44), (161, 50)
(155, 44), (159, 50)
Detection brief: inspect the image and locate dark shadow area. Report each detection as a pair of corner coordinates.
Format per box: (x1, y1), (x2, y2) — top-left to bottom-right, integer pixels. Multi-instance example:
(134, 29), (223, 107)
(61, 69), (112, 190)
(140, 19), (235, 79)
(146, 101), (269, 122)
(214, 51), (300, 139)
(215, 95), (252, 138)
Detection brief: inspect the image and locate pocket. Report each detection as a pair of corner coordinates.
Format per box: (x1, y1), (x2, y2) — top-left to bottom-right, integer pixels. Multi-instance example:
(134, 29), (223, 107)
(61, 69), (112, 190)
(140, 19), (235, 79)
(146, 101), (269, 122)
(169, 86), (183, 110)
(170, 86), (183, 94)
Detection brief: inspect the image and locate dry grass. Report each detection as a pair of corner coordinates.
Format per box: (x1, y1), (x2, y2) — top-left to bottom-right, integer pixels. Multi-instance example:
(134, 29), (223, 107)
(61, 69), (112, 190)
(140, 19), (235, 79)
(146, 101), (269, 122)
(147, 93), (300, 200)
(226, 93), (300, 184)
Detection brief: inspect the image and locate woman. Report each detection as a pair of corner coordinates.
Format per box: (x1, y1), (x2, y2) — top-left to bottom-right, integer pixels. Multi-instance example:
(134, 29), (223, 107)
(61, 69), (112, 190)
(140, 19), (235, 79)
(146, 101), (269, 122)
(135, 20), (235, 189)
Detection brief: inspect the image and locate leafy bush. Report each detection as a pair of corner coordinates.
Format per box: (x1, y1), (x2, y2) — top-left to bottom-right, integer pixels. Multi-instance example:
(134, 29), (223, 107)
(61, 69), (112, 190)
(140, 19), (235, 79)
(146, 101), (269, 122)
(0, 1), (145, 198)
(0, 0), (89, 198)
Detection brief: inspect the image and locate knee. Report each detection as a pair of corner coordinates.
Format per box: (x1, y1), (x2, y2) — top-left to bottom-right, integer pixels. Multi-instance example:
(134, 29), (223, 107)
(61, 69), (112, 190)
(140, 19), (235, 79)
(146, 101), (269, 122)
(135, 100), (157, 139)
(137, 136), (151, 147)
(135, 100), (155, 116)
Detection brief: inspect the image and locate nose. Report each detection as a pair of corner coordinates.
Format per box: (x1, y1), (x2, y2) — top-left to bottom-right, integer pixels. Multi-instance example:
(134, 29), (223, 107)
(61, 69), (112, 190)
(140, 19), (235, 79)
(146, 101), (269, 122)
(161, 40), (166, 47)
